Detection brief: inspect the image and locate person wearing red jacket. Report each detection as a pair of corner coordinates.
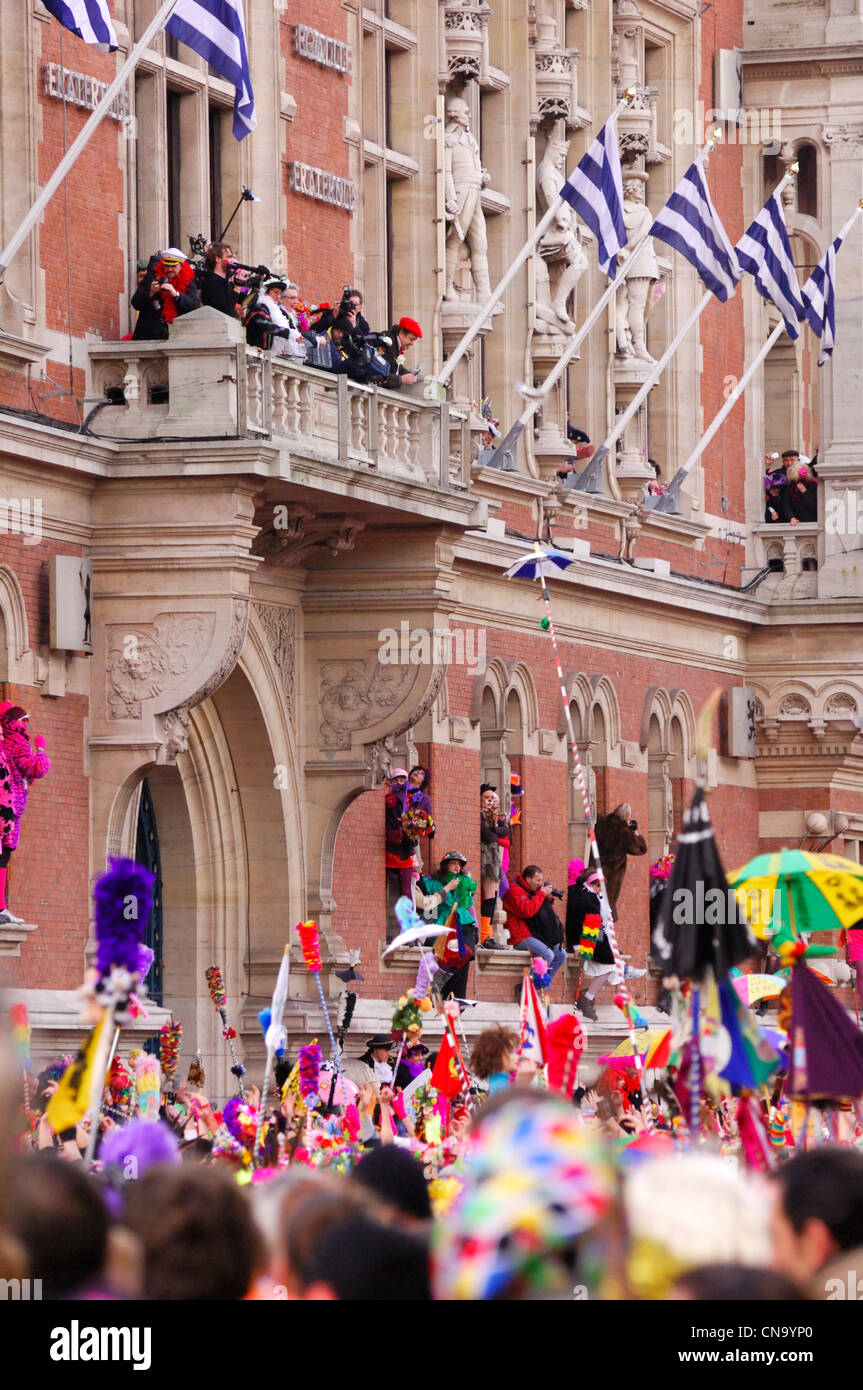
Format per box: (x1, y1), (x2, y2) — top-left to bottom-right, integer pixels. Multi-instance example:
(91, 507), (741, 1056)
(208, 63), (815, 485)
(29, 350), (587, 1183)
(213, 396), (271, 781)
(0, 702), (50, 925)
(502, 865), (566, 988)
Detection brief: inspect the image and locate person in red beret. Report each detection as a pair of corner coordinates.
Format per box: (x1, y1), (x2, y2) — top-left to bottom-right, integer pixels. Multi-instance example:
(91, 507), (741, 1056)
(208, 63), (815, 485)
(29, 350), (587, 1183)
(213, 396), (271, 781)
(380, 317), (422, 389)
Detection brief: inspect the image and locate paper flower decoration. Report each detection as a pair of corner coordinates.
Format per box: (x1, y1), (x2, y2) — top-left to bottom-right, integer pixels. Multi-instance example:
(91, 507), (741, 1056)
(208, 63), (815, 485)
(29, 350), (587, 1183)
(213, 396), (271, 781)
(297, 920), (322, 973)
(205, 965), (226, 1008)
(159, 1021), (182, 1081)
(579, 913), (600, 958)
(298, 1041), (322, 1107)
(391, 993), (423, 1039)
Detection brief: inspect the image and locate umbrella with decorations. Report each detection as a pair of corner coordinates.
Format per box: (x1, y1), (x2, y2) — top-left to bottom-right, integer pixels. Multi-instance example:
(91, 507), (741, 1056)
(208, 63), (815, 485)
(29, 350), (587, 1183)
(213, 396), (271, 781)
(730, 972), (785, 1007)
(727, 849), (863, 950)
(598, 1027), (671, 1073)
(503, 547), (576, 580)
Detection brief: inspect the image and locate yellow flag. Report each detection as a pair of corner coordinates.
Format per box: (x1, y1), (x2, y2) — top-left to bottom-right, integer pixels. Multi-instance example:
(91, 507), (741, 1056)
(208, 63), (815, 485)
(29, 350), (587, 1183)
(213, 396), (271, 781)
(45, 1013), (110, 1134)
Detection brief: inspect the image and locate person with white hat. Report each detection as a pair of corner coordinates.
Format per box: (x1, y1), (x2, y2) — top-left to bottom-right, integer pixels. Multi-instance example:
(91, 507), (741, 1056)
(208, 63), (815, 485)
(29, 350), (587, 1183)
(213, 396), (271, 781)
(132, 248), (200, 341)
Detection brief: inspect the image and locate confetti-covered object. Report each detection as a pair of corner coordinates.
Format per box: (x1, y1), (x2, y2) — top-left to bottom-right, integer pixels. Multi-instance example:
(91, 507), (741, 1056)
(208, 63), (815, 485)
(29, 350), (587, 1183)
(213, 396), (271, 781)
(205, 965), (226, 1009)
(297, 920), (322, 972)
(431, 1099), (615, 1300)
(159, 1022), (182, 1082)
(134, 1053), (161, 1121)
(298, 1042), (322, 1108)
(579, 913), (600, 959)
(10, 1002), (31, 1072)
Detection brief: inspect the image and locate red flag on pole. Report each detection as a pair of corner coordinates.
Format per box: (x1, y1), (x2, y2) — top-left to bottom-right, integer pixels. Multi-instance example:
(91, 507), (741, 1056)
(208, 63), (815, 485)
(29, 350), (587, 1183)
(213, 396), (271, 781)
(430, 1030), (464, 1098)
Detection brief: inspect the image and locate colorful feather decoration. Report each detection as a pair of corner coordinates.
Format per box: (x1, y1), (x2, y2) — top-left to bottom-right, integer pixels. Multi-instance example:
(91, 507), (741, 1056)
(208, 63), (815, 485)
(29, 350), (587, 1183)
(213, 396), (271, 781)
(298, 1041), (322, 1108)
(297, 920), (322, 972)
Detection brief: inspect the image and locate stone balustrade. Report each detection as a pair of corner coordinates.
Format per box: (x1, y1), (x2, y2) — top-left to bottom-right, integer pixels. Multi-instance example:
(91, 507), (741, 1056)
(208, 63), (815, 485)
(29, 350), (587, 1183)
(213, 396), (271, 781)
(88, 306), (468, 492)
(752, 521), (820, 598)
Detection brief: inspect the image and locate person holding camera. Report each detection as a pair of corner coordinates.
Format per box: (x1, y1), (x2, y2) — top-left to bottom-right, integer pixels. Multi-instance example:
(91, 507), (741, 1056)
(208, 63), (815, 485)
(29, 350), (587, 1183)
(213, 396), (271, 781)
(502, 864), (567, 992)
(198, 242), (242, 318)
(132, 248), (200, 340)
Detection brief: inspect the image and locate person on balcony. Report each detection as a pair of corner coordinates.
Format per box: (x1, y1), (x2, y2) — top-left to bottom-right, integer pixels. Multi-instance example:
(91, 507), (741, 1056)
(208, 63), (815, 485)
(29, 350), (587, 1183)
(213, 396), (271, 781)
(323, 316), (370, 382)
(415, 851), (478, 1006)
(132, 249), (200, 341)
(379, 317), (421, 389)
(198, 242), (241, 319)
(0, 703), (49, 926)
(502, 864), (567, 993)
(786, 460), (818, 524)
(764, 471), (792, 524)
(385, 768), (416, 902)
(594, 802), (646, 916)
(479, 783), (509, 947)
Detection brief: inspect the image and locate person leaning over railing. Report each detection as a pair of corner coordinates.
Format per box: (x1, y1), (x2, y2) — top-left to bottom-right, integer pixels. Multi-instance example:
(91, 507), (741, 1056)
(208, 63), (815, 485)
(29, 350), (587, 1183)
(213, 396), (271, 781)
(131, 248), (200, 341)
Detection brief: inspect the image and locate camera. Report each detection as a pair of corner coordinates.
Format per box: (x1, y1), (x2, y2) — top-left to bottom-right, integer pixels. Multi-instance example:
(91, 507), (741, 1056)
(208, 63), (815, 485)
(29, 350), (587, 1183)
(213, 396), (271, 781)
(544, 883), (564, 901)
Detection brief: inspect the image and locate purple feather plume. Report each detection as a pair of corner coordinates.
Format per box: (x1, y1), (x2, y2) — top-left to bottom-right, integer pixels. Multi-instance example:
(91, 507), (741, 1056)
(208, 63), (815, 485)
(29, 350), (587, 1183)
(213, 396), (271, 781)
(99, 1118), (180, 1215)
(93, 858), (155, 979)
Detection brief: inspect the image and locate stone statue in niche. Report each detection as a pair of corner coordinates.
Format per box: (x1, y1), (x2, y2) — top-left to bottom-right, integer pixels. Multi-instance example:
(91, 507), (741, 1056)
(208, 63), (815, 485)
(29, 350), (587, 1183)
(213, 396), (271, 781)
(614, 171), (659, 362)
(535, 133), (588, 332)
(444, 95), (492, 302)
(534, 255), (575, 335)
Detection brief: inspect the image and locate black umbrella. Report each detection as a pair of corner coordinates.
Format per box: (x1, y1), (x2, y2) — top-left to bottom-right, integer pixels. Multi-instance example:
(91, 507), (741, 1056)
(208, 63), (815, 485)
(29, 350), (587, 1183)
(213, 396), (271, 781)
(652, 785), (756, 982)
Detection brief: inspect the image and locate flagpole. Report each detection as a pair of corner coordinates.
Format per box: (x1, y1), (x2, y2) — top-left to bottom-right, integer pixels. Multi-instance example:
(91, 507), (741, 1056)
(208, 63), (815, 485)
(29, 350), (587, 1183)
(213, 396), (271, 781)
(528, 543), (653, 1128)
(649, 194), (863, 516)
(0, 0), (182, 284)
(493, 138), (721, 473)
(436, 94), (636, 389)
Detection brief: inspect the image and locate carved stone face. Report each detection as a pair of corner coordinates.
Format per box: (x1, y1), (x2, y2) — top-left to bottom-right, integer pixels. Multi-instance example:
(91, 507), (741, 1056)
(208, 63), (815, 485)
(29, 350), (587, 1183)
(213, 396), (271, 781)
(547, 138), (570, 170)
(446, 97), (471, 129)
(623, 179), (646, 201)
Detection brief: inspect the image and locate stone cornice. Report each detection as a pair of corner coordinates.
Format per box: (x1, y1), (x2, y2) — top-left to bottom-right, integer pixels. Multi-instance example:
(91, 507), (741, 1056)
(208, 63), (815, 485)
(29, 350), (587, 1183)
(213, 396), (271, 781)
(743, 45), (863, 79)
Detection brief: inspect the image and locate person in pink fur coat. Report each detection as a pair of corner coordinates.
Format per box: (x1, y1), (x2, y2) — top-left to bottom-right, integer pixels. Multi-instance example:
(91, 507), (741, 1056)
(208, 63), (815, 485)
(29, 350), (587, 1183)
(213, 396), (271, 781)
(0, 701), (50, 925)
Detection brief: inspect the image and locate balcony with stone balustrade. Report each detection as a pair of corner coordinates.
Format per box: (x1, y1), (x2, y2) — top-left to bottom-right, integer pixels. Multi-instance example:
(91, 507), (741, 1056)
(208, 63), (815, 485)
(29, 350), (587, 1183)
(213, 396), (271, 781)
(86, 307), (474, 523)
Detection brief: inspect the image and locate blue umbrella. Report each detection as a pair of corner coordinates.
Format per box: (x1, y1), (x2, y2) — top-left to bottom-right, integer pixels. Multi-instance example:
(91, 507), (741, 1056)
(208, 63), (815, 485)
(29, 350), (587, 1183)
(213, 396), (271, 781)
(504, 547), (575, 581)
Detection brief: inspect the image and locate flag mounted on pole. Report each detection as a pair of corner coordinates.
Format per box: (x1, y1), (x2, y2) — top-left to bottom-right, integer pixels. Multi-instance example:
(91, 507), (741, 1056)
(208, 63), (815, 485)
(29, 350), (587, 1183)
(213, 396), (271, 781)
(559, 115), (627, 277)
(518, 974), (548, 1068)
(650, 157), (741, 302)
(799, 207), (863, 365)
(43, 0), (118, 49)
(736, 191), (805, 338)
(167, 0), (256, 139)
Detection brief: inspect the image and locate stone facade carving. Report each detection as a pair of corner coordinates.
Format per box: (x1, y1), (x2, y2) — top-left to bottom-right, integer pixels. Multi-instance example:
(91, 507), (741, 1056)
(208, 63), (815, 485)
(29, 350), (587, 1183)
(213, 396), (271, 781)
(822, 124), (863, 157)
(106, 613), (216, 719)
(155, 599), (250, 757)
(256, 602), (295, 721)
(778, 693), (811, 716)
(825, 692), (858, 716)
(535, 133), (588, 331)
(615, 171), (659, 361)
(319, 654), (415, 749)
(444, 96), (492, 302)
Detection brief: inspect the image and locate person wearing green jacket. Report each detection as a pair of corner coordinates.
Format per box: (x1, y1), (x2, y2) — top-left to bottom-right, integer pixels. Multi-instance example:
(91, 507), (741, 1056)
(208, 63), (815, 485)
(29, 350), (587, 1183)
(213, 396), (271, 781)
(415, 851), (478, 1006)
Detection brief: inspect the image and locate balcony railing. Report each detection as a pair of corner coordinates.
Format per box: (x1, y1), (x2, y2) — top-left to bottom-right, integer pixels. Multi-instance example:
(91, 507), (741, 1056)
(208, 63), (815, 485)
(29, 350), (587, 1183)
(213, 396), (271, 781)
(752, 522), (819, 598)
(87, 308), (470, 491)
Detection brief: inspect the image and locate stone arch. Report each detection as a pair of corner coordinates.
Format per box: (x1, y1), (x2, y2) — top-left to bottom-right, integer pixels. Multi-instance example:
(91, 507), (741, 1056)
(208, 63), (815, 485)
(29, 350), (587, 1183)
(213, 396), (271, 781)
(669, 689), (696, 764)
(640, 685), (673, 751)
(0, 563), (31, 682)
(588, 675), (621, 753)
(505, 661), (541, 741)
(470, 657), (509, 726)
(765, 680), (817, 720)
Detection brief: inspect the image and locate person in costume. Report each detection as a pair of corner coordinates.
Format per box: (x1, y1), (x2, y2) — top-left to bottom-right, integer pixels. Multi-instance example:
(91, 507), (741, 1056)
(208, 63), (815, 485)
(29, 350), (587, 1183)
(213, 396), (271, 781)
(0, 703), (49, 926)
(415, 851), (478, 1004)
(132, 248), (200, 341)
(356, 1035), (395, 1088)
(385, 767), (418, 903)
(567, 868), (615, 1021)
(479, 784), (509, 946)
(394, 1038), (430, 1091)
(594, 802), (646, 915)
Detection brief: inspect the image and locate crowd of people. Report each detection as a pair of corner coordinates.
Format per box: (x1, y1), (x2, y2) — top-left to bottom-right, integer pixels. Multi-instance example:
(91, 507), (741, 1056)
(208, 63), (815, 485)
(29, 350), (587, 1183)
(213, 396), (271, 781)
(130, 243), (423, 389)
(384, 771), (649, 1012)
(6, 1022), (863, 1302)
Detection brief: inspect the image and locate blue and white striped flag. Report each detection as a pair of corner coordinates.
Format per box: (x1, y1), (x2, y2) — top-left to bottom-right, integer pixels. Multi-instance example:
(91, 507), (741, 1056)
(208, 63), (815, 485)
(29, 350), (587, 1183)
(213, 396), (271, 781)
(736, 192), (804, 338)
(649, 159), (741, 302)
(799, 212), (859, 364)
(559, 114), (626, 278)
(167, 0), (256, 140)
(43, 0), (118, 50)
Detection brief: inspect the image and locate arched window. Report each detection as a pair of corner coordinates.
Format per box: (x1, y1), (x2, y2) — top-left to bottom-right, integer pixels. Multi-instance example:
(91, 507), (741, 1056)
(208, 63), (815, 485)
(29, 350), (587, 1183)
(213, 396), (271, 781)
(796, 143), (818, 220)
(135, 778), (163, 1006)
(647, 713), (672, 864)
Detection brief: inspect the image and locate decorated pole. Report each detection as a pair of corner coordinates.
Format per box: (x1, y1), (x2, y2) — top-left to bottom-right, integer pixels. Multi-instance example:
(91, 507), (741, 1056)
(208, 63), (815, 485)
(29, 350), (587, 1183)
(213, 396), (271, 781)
(204, 966), (246, 1097)
(507, 544), (652, 1126)
(296, 921), (342, 1073)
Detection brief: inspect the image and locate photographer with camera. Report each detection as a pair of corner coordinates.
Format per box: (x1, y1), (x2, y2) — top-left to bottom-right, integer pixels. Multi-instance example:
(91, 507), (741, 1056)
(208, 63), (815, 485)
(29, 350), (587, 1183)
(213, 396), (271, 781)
(132, 248), (200, 341)
(198, 242), (242, 319)
(501, 864), (566, 994)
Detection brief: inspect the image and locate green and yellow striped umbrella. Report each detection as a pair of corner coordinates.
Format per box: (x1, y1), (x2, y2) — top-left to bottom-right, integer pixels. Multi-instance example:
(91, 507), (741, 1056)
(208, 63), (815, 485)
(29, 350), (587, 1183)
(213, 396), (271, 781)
(727, 849), (863, 948)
